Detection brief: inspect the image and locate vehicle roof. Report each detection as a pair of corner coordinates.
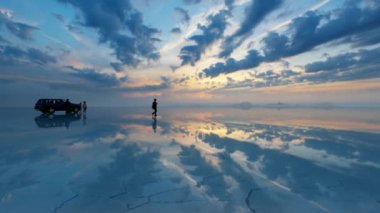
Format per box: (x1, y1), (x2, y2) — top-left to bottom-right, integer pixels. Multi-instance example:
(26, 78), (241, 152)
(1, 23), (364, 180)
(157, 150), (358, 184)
(38, 99), (65, 101)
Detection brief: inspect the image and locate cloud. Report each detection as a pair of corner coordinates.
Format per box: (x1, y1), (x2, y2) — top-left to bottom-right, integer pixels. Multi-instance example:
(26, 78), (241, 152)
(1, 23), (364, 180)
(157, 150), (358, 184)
(203, 1), (380, 77)
(183, 0), (202, 4)
(289, 47), (380, 85)
(169, 65), (179, 72)
(179, 9), (230, 65)
(224, 0), (235, 9)
(119, 76), (170, 92)
(224, 77), (255, 89)
(175, 7), (190, 24)
(66, 24), (81, 33)
(233, 0), (283, 36)
(215, 46), (380, 90)
(57, 0), (160, 67)
(305, 47), (380, 73)
(222, 69), (300, 89)
(110, 62), (124, 72)
(0, 8), (38, 40)
(305, 53), (358, 73)
(0, 44), (57, 65)
(65, 65), (120, 87)
(339, 27), (380, 48)
(299, 65), (380, 85)
(172, 76), (190, 85)
(219, 0), (284, 58)
(63, 66), (170, 92)
(53, 13), (65, 23)
(171, 27), (182, 34)
(0, 34), (8, 43)
(202, 50), (262, 77)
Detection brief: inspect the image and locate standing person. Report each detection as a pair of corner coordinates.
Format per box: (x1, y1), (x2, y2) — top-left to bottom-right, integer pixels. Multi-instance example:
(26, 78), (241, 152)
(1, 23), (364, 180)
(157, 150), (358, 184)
(83, 101), (87, 113)
(152, 98), (157, 118)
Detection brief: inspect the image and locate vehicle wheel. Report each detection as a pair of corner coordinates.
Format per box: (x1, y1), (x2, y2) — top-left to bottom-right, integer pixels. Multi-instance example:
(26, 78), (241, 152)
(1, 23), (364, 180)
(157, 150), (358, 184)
(48, 108), (55, 114)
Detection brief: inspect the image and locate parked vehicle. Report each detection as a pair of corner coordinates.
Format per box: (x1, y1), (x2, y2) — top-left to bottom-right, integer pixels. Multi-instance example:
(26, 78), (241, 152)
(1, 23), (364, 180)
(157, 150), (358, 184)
(34, 99), (81, 114)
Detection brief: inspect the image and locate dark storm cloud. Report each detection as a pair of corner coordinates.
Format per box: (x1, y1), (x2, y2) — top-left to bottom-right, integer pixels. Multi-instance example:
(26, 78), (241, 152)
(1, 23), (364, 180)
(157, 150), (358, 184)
(65, 65), (120, 87)
(0, 10), (38, 41)
(0, 44), (56, 65)
(179, 10), (230, 65)
(174, 7), (190, 24)
(57, 0), (160, 67)
(203, 1), (380, 78)
(219, 0), (284, 58)
(171, 27), (182, 34)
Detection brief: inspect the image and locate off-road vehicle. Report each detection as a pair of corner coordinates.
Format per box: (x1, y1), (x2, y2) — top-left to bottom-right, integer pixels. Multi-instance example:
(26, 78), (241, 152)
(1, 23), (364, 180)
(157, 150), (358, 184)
(34, 99), (81, 114)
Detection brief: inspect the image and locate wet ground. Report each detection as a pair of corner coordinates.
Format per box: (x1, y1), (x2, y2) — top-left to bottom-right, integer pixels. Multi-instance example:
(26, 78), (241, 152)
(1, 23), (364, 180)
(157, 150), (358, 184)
(1, 107), (380, 213)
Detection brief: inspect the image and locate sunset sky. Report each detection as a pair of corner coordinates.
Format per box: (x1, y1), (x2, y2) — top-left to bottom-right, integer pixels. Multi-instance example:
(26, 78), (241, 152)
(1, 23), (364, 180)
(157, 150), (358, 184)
(0, 0), (379, 107)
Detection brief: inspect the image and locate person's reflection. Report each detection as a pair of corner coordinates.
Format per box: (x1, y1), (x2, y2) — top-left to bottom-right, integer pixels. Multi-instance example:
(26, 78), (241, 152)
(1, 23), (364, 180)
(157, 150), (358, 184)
(152, 118), (157, 133)
(82, 113), (87, 126)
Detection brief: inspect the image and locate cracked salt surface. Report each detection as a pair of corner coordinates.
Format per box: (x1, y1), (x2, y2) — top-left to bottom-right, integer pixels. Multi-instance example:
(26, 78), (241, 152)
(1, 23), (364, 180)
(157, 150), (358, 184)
(1, 107), (380, 213)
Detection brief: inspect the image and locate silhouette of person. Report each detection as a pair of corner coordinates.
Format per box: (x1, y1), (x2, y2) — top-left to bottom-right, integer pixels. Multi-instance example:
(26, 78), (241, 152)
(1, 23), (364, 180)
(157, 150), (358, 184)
(83, 101), (87, 113)
(152, 118), (157, 133)
(152, 98), (157, 118)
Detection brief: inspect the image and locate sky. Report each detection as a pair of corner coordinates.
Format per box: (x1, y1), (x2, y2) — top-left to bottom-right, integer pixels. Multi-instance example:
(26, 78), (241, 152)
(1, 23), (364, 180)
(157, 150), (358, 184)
(0, 0), (379, 107)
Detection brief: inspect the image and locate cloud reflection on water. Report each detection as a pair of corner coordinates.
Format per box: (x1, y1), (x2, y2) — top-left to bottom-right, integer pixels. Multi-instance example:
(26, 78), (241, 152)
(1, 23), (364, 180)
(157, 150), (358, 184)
(0, 108), (379, 212)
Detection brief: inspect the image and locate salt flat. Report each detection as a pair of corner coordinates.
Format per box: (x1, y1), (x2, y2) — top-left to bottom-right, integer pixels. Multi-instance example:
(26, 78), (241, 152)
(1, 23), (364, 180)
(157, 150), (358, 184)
(0, 107), (380, 213)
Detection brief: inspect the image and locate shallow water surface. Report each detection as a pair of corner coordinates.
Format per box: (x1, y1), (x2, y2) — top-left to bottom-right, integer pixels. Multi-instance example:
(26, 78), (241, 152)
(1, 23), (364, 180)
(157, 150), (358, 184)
(1, 107), (380, 213)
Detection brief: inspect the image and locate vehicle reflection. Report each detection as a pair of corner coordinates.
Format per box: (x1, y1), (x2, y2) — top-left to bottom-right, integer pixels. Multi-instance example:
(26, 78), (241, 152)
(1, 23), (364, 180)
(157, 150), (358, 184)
(34, 113), (82, 128)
